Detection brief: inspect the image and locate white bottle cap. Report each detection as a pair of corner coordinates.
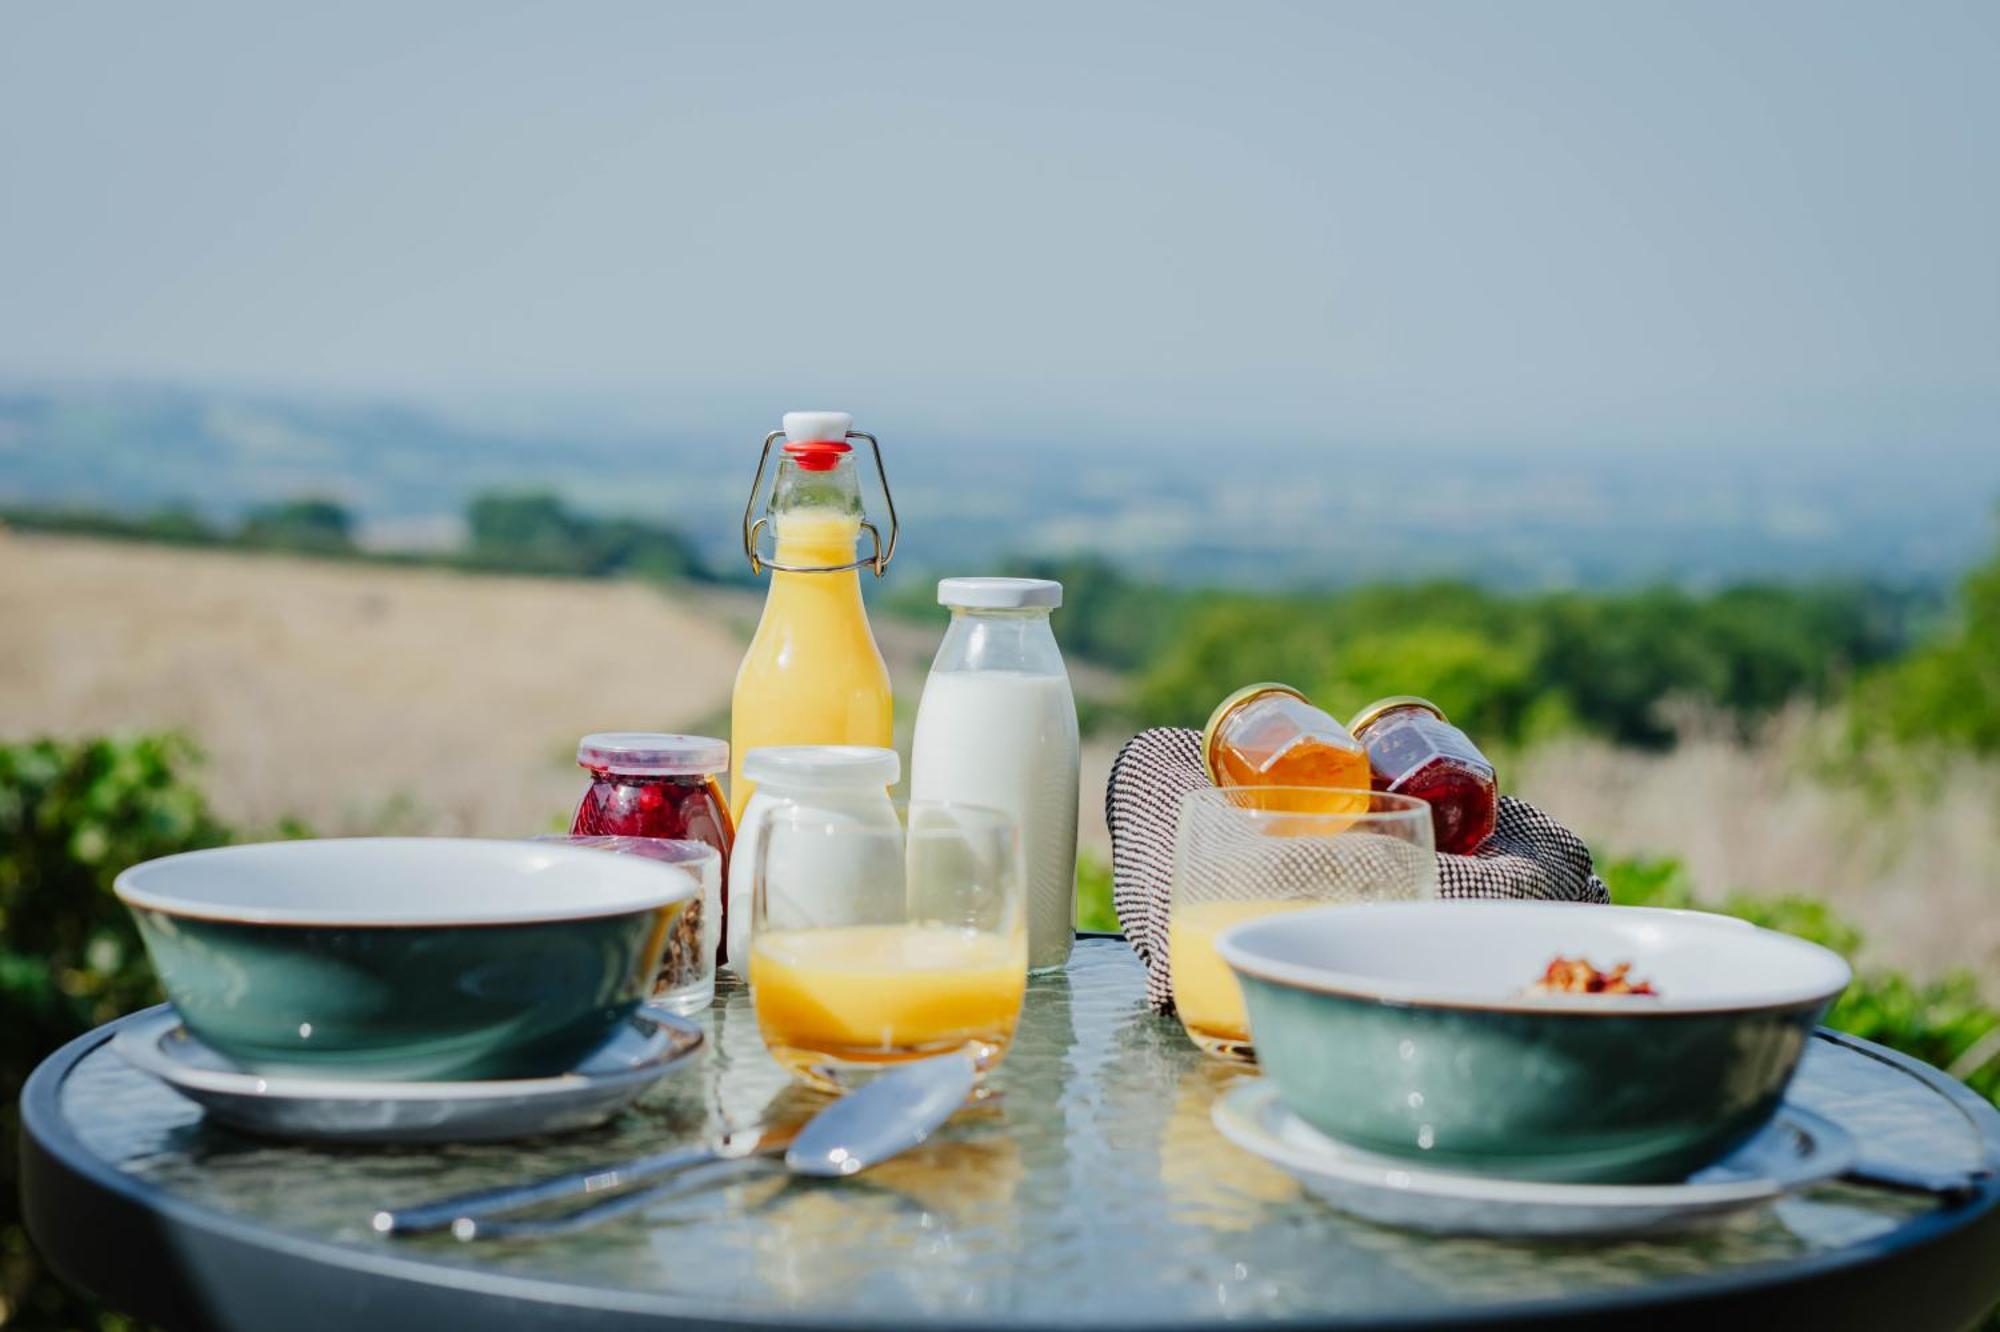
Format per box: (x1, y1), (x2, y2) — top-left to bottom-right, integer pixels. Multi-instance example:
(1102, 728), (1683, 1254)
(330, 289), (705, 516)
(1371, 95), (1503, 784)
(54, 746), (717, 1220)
(782, 411), (854, 444)
(741, 745), (899, 791)
(937, 577), (1062, 610)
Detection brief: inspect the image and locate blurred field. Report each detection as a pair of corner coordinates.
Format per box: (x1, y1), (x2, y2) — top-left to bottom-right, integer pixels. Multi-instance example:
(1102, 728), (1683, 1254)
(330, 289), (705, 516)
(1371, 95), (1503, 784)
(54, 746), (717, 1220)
(1515, 727), (2000, 991)
(0, 533), (1126, 845)
(2, 531), (1991, 984)
(0, 533), (749, 836)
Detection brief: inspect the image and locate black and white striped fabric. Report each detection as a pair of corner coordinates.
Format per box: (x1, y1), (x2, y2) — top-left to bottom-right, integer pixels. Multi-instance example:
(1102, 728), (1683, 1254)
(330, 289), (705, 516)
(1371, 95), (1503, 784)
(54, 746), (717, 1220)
(1106, 727), (1610, 1013)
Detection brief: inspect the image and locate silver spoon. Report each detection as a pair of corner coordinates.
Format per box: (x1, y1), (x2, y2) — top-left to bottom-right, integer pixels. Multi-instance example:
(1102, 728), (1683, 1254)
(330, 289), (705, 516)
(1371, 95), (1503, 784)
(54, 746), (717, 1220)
(784, 1051), (980, 1177)
(376, 1051), (978, 1240)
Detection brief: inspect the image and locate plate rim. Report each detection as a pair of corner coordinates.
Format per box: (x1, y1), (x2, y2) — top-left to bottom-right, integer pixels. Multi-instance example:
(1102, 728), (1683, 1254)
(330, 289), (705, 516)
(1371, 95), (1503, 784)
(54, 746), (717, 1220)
(111, 1005), (703, 1103)
(1210, 1078), (1855, 1209)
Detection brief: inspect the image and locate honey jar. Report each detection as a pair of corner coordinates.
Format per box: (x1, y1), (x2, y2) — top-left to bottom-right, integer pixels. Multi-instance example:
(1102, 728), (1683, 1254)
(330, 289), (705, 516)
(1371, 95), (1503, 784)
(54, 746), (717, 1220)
(1200, 683), (1371, 814)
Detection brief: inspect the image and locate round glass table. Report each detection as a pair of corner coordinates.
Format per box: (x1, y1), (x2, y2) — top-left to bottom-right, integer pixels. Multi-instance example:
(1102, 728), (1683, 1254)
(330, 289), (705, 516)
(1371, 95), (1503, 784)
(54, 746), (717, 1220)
(21, 939), (2000, 1330)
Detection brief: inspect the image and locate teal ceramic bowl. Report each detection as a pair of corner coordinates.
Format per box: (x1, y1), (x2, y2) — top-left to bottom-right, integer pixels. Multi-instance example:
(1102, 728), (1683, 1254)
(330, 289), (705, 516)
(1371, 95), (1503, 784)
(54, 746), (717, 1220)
(115, 838), (694, 1081)
(1216, 901), (1850, 1183)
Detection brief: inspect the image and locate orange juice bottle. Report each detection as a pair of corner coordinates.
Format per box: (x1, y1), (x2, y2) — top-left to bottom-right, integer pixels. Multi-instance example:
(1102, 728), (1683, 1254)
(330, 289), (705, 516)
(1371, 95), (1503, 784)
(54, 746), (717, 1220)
(1200, 683), (1370, 814)
(729, 411), (897, 822)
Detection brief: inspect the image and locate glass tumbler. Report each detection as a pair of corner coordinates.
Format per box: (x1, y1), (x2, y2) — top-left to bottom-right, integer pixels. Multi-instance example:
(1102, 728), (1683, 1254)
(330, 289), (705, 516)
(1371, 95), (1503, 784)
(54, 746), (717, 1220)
(744, 800), (1027, 1092)
(1169, 787), (1436, 1063)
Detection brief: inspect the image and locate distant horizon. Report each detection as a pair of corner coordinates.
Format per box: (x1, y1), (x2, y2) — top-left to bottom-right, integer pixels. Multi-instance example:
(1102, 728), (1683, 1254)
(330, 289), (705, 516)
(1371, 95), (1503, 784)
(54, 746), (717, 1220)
(6, 377), (1994, 593)
(5, 370), (1996, 468)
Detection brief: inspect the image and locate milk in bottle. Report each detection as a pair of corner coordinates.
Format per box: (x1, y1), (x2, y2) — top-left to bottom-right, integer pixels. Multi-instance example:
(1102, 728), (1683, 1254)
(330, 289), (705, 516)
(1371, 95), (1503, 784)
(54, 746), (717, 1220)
(909, 578), (1080, 972)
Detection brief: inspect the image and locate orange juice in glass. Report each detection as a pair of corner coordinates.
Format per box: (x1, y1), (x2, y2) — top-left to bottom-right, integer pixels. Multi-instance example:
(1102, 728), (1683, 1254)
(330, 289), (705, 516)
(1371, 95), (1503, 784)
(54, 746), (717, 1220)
(1169, 786), (1436, 1062)
(746, 797), (1025, 1091)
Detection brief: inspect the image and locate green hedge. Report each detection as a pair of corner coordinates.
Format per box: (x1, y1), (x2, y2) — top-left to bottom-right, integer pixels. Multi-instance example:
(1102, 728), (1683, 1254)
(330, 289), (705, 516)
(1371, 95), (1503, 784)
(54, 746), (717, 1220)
(1602, 855), (1999, 1104)
(0, 735), (231, 1329)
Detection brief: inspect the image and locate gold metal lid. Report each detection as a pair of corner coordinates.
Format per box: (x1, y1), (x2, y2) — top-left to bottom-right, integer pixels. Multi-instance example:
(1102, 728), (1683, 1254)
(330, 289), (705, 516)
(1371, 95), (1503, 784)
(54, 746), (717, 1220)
(1347, 694), (1447, 737)
(1200, 682), (1308, 784)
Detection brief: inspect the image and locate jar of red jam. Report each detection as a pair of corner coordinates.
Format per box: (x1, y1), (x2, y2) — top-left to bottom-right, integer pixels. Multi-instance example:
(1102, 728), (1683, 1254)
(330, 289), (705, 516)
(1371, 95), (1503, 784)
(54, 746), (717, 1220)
(571, 733), (734, 960)
(1346, 697), (1497, 855)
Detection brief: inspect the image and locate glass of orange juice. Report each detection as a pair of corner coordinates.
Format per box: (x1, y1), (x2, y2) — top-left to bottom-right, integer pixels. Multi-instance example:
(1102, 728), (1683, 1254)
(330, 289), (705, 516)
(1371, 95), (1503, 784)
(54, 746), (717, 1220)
(747, 799), (1027, 1091)
(1170, 786), (1435, 1063)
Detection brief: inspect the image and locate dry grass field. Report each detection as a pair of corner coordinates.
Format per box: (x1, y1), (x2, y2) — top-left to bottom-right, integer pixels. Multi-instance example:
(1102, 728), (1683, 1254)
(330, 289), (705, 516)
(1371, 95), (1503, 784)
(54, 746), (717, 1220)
(3, 532), (1991, 984)
(1515, 729), (2000, 990)
(0, 532), (1127, 848)
(0, 533), (751, 836)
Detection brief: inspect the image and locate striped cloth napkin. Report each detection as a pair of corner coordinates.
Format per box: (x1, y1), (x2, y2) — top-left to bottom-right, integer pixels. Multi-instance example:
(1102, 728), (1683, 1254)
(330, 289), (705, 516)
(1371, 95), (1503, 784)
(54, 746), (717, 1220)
(1106, 727), (1609, 1013)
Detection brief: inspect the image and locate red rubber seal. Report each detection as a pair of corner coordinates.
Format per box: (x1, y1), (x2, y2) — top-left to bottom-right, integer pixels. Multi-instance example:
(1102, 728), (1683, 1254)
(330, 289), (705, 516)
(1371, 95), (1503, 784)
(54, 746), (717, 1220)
(783, 439), (852, 472)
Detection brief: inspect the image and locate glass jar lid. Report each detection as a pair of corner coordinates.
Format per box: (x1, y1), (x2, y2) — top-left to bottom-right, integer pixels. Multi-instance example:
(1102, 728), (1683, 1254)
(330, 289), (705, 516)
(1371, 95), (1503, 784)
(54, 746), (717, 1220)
(1199, 681), (1309, 784)
(937, 576), (1062, 610)
(577, 733), (729, 777)
(741, 745), (899, 791)
(1346, 695), (1449, 736)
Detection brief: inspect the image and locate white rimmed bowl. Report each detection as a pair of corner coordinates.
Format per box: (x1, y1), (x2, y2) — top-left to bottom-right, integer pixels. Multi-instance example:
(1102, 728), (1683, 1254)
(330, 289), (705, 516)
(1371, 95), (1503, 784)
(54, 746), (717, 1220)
(115, 838), (695, 1081)
(1216, 901), (1850, 1182)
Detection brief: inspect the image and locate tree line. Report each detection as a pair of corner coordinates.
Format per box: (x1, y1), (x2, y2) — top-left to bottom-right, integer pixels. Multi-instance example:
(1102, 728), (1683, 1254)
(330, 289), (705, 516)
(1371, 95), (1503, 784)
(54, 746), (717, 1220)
(12, 492), (1997, 758)
(985, 524), (1997, 757)
(1, 491), (707, 583)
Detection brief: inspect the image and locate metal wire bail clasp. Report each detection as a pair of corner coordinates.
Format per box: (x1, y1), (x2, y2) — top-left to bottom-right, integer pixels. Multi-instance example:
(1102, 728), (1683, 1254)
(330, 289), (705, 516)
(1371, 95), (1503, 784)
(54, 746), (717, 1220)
(740, 430), (900, 577)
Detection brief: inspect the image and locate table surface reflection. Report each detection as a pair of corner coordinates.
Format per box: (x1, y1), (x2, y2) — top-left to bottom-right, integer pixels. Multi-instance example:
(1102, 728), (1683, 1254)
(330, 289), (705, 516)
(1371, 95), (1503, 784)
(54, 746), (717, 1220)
(43, 939), (2000, 1327)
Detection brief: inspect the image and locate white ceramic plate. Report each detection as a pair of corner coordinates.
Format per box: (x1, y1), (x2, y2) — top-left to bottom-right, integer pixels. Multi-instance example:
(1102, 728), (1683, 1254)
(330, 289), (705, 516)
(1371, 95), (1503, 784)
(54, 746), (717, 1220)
(1212, 1079), (1855, 1237)
(114, 1005), (703, 1144)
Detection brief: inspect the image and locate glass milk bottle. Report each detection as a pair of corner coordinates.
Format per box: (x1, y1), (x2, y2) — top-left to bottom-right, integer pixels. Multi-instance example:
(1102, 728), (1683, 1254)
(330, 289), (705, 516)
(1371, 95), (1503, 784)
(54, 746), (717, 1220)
(730, 411), (897, 825)
(909, 578), (1080, 972)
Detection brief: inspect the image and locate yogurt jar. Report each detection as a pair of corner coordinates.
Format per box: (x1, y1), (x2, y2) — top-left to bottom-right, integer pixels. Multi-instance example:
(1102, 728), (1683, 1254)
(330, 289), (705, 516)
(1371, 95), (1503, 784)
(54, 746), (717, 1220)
(724, 745), (901, 977)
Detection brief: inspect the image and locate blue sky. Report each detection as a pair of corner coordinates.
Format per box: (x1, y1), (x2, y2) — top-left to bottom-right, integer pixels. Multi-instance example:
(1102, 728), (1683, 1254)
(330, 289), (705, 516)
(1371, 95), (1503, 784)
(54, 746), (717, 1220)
(3, 2), (1995, 455)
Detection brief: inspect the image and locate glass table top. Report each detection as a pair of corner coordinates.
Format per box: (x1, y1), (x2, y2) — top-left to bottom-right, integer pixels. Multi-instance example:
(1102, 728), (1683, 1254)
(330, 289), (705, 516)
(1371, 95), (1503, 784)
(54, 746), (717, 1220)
(52, 939), (1991, 1326)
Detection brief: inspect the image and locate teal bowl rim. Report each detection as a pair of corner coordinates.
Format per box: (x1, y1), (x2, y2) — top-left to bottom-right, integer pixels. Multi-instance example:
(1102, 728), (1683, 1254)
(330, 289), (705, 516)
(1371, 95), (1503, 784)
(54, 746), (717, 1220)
(1216, 901), (1851, 1018)
(114, 837), (696, 928)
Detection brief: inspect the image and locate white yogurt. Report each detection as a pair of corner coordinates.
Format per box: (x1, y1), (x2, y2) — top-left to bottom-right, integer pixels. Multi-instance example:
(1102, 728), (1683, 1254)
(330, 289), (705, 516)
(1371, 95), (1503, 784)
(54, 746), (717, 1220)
(724, 746), (902, 977)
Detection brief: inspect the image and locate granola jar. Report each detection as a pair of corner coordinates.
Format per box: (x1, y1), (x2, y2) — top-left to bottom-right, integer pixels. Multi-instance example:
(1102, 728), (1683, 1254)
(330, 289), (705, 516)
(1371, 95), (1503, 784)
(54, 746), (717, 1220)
(569, 733), (734, 1003)
(535, 836), (722, 1014)
(1347, 696), (1497, 855)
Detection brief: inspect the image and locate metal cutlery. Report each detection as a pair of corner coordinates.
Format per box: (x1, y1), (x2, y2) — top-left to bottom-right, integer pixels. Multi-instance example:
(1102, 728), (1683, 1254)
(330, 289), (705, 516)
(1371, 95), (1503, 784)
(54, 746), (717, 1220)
(375, 1050), (978, 1240)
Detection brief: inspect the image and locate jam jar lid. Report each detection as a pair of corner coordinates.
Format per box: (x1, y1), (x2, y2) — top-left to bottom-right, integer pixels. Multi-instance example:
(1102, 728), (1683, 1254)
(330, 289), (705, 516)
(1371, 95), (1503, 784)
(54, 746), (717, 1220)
(1346, 695), (1449, 737)
(577, 733), (729, 777)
